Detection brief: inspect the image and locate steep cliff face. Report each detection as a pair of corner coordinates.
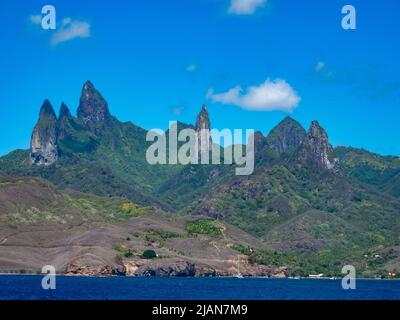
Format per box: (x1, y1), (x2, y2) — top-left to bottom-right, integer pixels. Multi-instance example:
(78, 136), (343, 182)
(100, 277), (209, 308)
(77, 80), (111, 131)
(266, 116), (306, 153)
(195, 105), (212, 159)
(304, 120), (337, 170)
(30, 100), (58, 165)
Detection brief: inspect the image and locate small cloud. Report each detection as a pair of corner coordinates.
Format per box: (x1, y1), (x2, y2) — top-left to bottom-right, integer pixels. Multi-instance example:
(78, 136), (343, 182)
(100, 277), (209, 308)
(228, 0), (267, 15)
(316, 61), (325, 72)
(51, 18), (91, 45)
(29, 14), (42, 25)
(186, 64), (197, 72)
(171, 104), (186, 116)
(207, 79), (300, 112)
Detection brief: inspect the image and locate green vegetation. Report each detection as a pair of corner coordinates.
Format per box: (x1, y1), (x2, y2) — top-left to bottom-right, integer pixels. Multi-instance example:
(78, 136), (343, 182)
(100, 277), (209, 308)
(145, 230), (184, 240)
(123, 248), (134, 258)
(119, 202), (149, 217)
(113, 244), (137, 258)
(186, 219), (225, 236)
(142, 249), (157, 259)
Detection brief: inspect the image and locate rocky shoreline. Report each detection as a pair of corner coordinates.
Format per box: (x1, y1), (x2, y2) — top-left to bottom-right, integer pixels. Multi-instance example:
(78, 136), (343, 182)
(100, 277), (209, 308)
(65, 258), (292, 278)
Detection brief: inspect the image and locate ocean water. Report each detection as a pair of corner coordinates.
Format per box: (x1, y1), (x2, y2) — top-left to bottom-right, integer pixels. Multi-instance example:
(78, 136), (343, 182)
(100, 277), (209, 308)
(0, 275), (399, 300)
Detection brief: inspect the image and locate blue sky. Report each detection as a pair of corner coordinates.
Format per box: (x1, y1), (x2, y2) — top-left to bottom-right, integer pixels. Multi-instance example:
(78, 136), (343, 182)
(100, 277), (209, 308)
(0, 0), (400, 156)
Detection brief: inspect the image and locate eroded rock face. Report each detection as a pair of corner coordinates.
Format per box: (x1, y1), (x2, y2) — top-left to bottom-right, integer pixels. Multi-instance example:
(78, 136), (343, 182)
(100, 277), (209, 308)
(77, 80), (111, 131)
(305, 121), (337, 170)
(30, 100), (58, 166)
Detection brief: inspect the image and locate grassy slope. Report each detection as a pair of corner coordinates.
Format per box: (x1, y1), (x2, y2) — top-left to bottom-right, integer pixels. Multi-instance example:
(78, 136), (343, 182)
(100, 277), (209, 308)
(0, 173), (273, 275)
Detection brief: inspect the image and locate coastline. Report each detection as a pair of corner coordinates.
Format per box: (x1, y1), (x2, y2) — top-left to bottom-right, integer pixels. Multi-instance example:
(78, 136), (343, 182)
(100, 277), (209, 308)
(1, 273), (399, 280)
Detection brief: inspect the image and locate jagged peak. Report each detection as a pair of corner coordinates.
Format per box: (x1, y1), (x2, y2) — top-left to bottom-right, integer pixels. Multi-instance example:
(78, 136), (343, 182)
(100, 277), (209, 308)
(266, 116), (306, 153)
(31, 100), (58, 166)
(307, 120), (330, 142)
(80, 80), (106, 102)
(39, 99), (57, 119)
(59, 102), (72, 119)
(309, 120), (322, 131)
(275, 116), (304, 130)
(77, 80), (111, 130)
(303, 120), (337, 170)
(195, 105), (212, 157)
(195, 104), (211, 131)
(83, 80), (95, 90)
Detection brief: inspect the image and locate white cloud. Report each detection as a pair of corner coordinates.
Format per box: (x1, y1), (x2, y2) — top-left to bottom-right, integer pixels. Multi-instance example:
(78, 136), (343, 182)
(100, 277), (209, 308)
(207, 79), (301, 112)
(172, 105), (185, 115)
(51, 18), (91, 45)
(316, 61), (325, 72)
(186, 64), (197, 72)
(29, 14), (42, 25)
(228, 0), (267, 15)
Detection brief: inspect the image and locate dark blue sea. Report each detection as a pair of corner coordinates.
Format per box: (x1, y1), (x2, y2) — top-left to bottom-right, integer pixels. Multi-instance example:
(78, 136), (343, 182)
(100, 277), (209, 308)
(0, 276), (399, 300)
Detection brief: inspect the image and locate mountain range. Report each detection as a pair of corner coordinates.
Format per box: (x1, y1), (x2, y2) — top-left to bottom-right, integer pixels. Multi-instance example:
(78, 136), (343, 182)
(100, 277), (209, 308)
(0, 81), (399, 277)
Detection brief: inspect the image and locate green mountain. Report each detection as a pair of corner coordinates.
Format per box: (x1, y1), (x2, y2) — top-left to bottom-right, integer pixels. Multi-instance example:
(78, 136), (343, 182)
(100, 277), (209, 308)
(265, 116), (306, 154)
(0, 81), (181, 209)
(0, 81), (399, 278)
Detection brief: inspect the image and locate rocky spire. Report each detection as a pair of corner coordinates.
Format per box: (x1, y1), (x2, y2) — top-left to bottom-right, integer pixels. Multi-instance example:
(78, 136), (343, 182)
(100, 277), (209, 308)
(195, 105), (212, 159)
(266, 116), (306, 153)
(57, 102), (73, 140)
(77, 81), (111, 131)
(30, 100), (58, 166)
(195, 105), (211, 132)
(304, 120), (336, 170)
(59, 102), (72, 120)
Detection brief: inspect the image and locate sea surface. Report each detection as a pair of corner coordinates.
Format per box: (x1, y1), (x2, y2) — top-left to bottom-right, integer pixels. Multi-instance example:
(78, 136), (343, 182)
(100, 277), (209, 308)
(0, 275), (399, 300)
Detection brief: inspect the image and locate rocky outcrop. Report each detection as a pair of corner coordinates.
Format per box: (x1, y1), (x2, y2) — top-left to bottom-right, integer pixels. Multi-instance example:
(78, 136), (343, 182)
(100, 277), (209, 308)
(56, 102), (73, 140)
(304, 120), (337, 170)
(65, 256), (126, 276)
(30, 100), (58, 165)
(266, 116), (306, 153)
(124, 259), (196, 277)
(77, 80), (111, 131)
(141, 262), (196, 277)
(122, 259), (291, 278)
(31, 81), (109, 166)
(195, 105), (211, 133)
(65, 258), (292, 278)
(65, 262), (114, 276)
(195, 105), (212, 161)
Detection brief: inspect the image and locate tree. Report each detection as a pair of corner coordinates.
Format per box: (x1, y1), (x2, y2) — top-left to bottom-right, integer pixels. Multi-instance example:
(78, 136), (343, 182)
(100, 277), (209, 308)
(142, 249), (157, 259)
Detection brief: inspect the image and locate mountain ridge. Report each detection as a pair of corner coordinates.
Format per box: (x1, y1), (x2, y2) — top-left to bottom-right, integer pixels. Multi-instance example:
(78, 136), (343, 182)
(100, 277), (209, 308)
(0, 81), (399, 277)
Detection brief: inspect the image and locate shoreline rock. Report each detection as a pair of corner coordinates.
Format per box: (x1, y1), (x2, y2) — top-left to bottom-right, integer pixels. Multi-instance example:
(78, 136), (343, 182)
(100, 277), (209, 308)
(65, 258), (291, 278)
